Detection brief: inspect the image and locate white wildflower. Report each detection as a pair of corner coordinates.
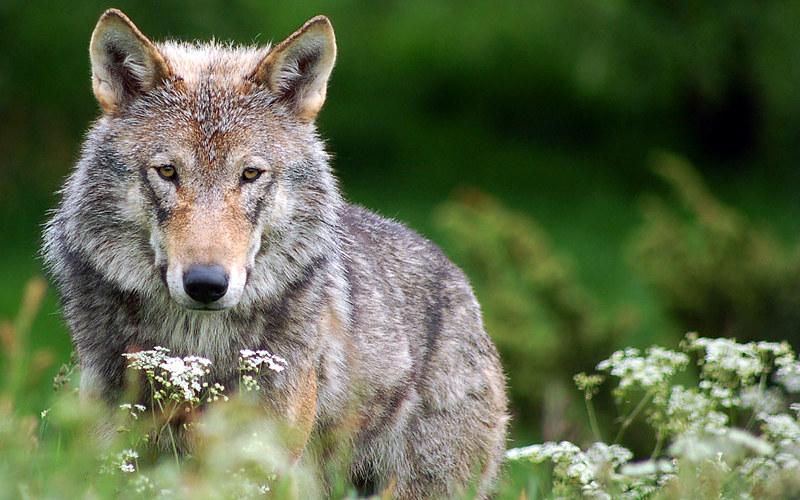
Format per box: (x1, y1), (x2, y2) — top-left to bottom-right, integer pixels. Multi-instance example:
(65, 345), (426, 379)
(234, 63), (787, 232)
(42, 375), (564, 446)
(113, 448), (139, 474)
(238, 349), (288, 393)
(689, 336), (775, 384)
(755, 341), (794, 367)
(776, 362), (800, 393)
(698, 380), (740, 408)
(509, 441), (632, 498)
(740, 386), (784, 415)
(654, 385), (728, 436)
(581, 480), (609, 500)
(119, 402), (147, 420)
(585, 442), (633, 468)
(597, 347), (687, 391)
(158, 355), (212, 403)
(620, 459), (674, 477)
(505, 444), (542, 461)
(507, 441), (581, 463)
(510, 336), (800, 498)
(207, 382), (228, 402)
(123, 346), (170, 372)
(672, 428), (774, 463)
(775, 451), (800, 470)
(759, 413), (800, 448)
(239, 349), (288, 374)
(124, 347), (213, 405)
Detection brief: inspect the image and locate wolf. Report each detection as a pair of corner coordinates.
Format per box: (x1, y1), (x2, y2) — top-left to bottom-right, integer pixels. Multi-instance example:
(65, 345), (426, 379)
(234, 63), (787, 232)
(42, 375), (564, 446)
(43, 9), (508, 498)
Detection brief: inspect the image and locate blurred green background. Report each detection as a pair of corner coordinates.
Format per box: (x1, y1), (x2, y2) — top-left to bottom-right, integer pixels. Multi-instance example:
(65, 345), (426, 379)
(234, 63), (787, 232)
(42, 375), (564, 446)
(2, 0), (800, 451)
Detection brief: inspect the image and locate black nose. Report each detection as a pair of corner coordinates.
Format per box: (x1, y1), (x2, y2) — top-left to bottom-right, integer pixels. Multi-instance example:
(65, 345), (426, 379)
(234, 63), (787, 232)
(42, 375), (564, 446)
(182, 265), (229, 304)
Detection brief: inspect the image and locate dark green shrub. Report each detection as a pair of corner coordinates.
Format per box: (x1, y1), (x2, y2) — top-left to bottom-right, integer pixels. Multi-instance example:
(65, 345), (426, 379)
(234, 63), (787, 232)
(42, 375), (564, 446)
(630, 153), (800, 346)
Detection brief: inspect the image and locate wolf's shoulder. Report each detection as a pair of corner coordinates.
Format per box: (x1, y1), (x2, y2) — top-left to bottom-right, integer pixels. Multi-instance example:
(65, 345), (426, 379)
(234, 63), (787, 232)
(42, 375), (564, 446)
(338, 203), (460, 279)
(340, 204), (438, 253)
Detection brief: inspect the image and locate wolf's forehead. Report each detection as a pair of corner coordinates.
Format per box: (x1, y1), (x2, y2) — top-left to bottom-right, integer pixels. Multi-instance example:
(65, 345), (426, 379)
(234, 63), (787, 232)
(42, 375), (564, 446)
(131, 43), (278, 162)
(158, 41), (270, 88)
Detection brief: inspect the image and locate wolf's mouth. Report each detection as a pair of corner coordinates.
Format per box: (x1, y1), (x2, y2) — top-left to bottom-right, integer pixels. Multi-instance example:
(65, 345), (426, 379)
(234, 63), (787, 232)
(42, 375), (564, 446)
(186, 304), (227, 312)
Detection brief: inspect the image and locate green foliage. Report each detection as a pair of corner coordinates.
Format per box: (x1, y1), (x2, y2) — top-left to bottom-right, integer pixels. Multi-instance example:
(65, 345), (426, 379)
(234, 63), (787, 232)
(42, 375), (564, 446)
(434, 189), (634, 434)
(630, 153), (800, 345)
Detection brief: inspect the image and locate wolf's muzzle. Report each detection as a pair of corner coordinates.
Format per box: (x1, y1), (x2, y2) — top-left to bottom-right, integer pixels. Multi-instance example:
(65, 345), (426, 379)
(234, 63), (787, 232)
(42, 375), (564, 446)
(182, 264), (229, 304)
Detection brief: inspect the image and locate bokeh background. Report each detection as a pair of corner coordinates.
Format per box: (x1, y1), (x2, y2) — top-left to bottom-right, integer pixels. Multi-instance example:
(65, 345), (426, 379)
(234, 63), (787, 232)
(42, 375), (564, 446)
(3, 0), (800, 455)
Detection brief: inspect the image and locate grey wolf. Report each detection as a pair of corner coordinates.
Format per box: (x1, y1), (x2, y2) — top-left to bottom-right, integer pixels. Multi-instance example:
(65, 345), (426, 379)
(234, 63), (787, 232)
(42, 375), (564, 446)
(43, 9), (508, 498)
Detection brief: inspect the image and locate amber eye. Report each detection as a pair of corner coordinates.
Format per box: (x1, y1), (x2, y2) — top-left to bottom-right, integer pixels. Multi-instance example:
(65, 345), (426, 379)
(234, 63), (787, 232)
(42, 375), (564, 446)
(242, 167), (262, 182)
(156, 164), (177, 181)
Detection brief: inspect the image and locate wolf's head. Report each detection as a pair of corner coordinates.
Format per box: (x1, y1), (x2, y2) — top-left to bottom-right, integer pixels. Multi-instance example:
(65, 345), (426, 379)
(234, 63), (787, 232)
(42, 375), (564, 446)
(48, 10), (342, 312)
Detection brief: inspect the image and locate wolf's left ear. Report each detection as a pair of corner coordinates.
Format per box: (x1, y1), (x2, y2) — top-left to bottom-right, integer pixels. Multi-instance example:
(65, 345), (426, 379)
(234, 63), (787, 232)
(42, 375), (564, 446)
(251, 16), (336, 122)
(89, 9), (171, 113)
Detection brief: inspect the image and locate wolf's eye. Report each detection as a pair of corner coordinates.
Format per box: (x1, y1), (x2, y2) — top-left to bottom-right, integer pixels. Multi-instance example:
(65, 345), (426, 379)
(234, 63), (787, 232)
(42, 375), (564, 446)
(156, 164), (177, 181)
(241, 167), (262, 183)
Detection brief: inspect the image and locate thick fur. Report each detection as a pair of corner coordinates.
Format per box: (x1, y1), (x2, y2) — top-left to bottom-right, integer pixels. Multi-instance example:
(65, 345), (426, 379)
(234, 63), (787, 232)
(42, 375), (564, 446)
(43, 9), (507, 498)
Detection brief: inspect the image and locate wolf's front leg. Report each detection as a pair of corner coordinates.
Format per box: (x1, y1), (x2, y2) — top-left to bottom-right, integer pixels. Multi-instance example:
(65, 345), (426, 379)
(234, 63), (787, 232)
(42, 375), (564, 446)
(265, 364), (319, 461)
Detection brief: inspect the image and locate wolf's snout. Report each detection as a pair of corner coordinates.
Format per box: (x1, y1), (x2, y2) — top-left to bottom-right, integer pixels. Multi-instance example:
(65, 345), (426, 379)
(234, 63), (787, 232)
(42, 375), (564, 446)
(182, 265), (229, 304)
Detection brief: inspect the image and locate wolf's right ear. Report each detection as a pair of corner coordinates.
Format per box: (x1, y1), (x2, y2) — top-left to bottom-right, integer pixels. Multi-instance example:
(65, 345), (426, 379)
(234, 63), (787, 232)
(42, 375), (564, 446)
(89, 9), (171, 114)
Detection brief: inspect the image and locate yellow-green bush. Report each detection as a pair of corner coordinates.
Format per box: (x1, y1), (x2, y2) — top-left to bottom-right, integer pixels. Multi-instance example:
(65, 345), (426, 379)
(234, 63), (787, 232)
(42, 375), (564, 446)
(434, 189), (634, 437)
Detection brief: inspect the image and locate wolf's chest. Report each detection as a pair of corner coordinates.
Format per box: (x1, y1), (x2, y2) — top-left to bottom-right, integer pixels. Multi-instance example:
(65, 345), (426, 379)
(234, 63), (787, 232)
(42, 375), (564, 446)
(136, 308), (246, 364)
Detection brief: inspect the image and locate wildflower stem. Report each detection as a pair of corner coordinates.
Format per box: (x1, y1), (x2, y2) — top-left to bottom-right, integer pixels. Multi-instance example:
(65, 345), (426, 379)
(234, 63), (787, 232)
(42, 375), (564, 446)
(614, 390), (653, 444)
(149, 381), (157, 429)
(650, 431), (664, 460)
(164, 403), (181, 467)
(585, 392), (604, 442)
(151, 391), (180, 467)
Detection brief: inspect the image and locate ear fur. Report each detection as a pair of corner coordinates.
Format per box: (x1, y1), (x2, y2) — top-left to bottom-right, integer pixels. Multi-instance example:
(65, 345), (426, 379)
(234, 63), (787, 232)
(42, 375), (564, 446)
(251, 16), (337, 122)
(89, 9), (171, 113)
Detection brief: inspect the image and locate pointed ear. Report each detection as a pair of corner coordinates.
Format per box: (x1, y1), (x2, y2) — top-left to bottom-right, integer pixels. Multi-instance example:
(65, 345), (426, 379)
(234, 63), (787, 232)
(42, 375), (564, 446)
(251, 16), (337, 122)
(89, 9), (171, 114)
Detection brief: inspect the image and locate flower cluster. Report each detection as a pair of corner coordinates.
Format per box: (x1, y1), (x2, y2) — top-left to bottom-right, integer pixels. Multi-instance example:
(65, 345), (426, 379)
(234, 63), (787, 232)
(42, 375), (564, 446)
(687, 335), (793, 387)
(238, 349), (287, 392)
(597, 346), (688, 392)
(508, 334), (800, 499)
(239, 349), (287, 373)
(123, 347), (225, 405)
(507, 441), (644, 499)
(654, 385), (728, 436)
(776, 362), (800, 393)
(119, 403), (147, 420)
(100, 448), (139, 475)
